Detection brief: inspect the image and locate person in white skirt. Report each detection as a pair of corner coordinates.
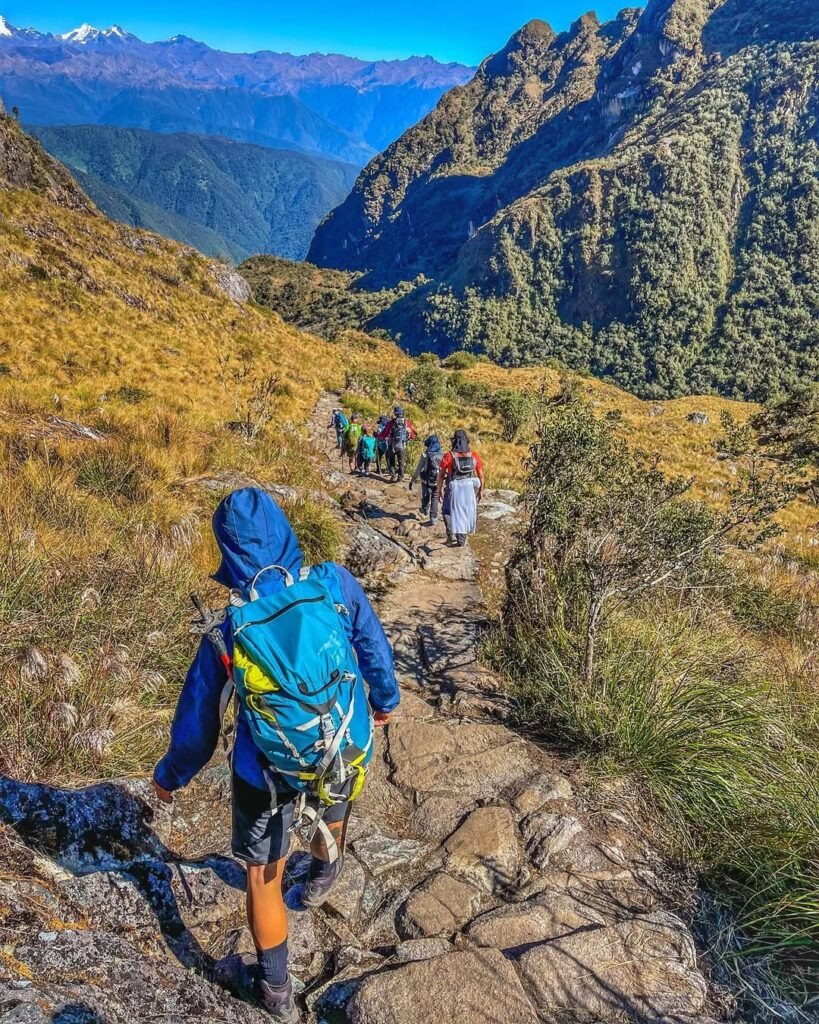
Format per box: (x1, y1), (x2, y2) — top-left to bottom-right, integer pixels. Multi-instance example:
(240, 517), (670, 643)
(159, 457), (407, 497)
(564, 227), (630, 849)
(436, 429), (485, 546)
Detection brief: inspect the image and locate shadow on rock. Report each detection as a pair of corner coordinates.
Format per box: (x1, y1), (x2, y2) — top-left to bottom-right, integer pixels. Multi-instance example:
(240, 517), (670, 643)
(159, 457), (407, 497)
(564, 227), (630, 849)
(0, 776), (243, 972)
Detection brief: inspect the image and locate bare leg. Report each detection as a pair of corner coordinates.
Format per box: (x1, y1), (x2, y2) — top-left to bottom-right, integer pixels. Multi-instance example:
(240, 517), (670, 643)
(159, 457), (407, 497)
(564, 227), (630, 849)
(246, 859), (288, 951)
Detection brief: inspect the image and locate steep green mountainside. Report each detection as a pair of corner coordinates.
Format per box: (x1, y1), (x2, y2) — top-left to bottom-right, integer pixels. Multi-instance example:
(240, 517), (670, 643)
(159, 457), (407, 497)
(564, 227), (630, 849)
(308, 0), (819, 400)
(31, 124), (359, 262)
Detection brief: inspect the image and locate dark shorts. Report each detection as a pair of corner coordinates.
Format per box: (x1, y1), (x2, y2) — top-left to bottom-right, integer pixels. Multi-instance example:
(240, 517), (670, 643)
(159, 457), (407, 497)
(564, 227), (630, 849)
(231, 772), (352, 865)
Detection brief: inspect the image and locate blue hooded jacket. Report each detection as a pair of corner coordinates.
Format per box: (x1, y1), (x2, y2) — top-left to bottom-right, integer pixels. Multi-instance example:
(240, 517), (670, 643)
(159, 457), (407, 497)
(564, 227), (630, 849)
(154, 488), (400, 793)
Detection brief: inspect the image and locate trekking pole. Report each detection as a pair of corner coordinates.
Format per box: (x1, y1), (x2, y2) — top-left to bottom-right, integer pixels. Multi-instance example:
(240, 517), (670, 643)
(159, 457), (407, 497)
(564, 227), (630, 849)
(190, 593), (233, 682)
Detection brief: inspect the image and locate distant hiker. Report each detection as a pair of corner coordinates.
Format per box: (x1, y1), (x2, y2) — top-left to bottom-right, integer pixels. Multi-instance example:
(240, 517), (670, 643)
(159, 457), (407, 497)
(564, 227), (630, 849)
(342, 414), (363, 473)
(437, 429), (484, 546)
(377, 406), (416, 483)
(409, 434), (444, 525)
(407, 381), (416, 402)
(357, 426), (377, 476)
(152, 488), (399, 1022)
(329, 408), (348, 450)
(375, 415), (390, 475)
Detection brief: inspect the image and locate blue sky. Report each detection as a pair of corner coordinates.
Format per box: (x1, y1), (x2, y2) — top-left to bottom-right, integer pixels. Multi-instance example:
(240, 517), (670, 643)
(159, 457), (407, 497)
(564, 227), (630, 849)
(4, 1), (636, 64)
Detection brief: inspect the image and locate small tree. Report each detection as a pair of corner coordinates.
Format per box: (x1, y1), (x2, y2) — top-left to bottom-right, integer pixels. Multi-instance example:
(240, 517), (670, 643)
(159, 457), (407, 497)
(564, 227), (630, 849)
(403, 365), (446, 409)
(217, 349), (280, 443)
(490, 389), (534, 442)
(506, 385), (791, 685)
(752, 383), (819, 502)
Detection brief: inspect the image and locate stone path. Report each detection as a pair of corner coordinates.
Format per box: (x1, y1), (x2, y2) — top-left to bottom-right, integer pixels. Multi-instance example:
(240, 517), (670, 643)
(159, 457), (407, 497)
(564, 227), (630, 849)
(0, 395), (717, 1024)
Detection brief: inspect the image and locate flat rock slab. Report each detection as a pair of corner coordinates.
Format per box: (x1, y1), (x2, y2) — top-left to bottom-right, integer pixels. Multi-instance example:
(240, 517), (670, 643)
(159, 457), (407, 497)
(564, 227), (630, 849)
(419, 621), (481, 674)
(344, 524), (412, 578)
(444, 806), (521, 893)
(518, 908), (707, 1021)
(351, 831), (431, 878)
(465, 889), (607, 953)
(398, 872), (482, 938)
(348, 949), (539, 1024)
(394, 937), (454, 962)
(323, 853), (367, 925)
(388, 719), (540, 806)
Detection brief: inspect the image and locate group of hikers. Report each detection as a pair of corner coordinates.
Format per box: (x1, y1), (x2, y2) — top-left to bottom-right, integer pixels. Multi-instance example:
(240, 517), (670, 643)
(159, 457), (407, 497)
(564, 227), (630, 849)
(148, 404), (488, 1017)
(329, 404), (485, 547)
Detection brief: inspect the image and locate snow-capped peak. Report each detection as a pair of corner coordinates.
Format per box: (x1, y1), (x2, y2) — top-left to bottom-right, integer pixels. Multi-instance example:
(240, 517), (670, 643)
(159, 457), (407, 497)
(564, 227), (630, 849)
(60, 23), (102, 43)
(106, 25), (127, 38)
(0, 15), (17, 37)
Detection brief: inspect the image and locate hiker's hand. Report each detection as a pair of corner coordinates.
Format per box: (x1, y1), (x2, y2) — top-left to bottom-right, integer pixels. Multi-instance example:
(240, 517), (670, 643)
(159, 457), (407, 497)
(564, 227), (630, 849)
(152, 779), (174, 804)
(373, 711), (391, 728)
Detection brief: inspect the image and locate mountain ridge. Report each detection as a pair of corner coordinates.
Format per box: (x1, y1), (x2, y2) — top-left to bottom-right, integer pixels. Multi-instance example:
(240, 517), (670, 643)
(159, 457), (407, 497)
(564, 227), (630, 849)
(0, 16), (474, 164)
(306, 0), (819, 400)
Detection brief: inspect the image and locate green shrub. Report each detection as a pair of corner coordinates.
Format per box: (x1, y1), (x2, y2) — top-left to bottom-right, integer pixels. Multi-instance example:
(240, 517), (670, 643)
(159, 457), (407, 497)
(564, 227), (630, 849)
(490, 389), (535, 441)
(443, 350), (477, 370)
(730, 578), (803, 633)
(403, 365), (447, 409)
(415, 352), (441, 366)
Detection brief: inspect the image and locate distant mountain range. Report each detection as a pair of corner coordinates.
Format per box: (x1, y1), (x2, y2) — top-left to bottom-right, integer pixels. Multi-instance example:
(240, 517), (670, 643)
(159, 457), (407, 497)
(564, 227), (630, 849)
(29, 124), (358, 261)
(0, 16), (473, 165)
(307, 0), (819, 400)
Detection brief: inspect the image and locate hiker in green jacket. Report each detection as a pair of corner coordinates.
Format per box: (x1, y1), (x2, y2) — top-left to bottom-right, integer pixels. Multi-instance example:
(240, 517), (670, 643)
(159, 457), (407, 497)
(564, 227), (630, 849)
(342, 415), (363, 473)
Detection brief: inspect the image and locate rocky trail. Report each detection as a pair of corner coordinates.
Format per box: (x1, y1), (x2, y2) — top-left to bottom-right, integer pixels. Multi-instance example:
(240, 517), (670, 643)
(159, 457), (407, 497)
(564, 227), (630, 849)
(0, 395), (719, 1024)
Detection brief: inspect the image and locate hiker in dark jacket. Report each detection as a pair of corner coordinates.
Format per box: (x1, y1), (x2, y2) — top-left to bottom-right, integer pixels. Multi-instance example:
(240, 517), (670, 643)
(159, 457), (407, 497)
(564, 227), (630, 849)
(377, 406), (416, 483)
(409, 435), (443, 525)
(375, 415), (390, 476)
(153, 488), (399, 1021)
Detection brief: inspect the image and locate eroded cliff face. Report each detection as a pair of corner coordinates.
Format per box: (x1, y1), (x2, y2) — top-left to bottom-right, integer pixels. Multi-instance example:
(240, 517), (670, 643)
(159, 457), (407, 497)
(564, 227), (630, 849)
(307, 0), (819, 400)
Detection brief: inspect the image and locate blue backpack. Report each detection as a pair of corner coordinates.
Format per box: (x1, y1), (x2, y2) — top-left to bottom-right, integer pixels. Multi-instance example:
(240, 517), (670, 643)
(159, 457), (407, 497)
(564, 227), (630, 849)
(227, 563), (373, 817)
(334, 412), (348, 430)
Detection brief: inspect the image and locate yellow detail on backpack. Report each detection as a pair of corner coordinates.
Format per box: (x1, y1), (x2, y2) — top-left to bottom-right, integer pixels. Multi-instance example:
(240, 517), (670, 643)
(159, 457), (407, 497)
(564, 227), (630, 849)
(234, 643), (280, 695)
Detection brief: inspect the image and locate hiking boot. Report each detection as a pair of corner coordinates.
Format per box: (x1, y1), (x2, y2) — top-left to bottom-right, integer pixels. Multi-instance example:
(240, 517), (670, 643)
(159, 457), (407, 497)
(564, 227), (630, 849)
(260, 978), (299, 1023)
(300, 856), (343, 910)
(223, 957), (299, 1022)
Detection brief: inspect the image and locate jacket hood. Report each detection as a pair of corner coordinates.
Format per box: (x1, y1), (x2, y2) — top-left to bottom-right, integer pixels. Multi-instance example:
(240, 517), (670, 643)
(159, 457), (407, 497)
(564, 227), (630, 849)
(425, 435), (442, 453)
(211, 488), (303, 596)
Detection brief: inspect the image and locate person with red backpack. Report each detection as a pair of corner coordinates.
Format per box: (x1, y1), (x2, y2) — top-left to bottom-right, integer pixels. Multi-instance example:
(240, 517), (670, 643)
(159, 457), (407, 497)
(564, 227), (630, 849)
(377, 406), (416, 483)
(437, 429), (485, 546)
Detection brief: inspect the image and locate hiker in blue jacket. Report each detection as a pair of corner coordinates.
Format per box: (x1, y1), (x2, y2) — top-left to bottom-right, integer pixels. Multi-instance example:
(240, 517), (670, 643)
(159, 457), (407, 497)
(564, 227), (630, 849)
(152, 488), (399, 1021)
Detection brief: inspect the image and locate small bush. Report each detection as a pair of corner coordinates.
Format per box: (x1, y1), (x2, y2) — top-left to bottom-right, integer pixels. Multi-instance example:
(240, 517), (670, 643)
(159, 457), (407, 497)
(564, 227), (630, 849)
(74, 446), (156, 503)
(415, 352), (441, 366)
(730, 578), (803, 634)
(111, 384), (152, 405)
(443, 351), (477, 370)
(403, 365), (447, 409)
(490, 389), (535, 441)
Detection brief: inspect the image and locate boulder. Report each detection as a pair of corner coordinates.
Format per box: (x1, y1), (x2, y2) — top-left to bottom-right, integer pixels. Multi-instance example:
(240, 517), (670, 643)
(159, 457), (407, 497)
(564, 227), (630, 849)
(688, 411), (710, 425)
(210, 263), (252, 303)
(517, 909), (708, 1020)
(397, 873), (482, 939)
(323, 853), (367, 926)
(344, 524), (411, 577)
(512, 774), (574, 814)
(443, 806), (521, 892)
(348, 949), (539, 1024)
(521, 812), (584, 871)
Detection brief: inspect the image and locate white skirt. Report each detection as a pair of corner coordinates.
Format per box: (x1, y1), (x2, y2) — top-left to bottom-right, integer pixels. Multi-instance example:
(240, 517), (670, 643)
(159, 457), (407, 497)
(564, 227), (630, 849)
(448, 476), (480, 536)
